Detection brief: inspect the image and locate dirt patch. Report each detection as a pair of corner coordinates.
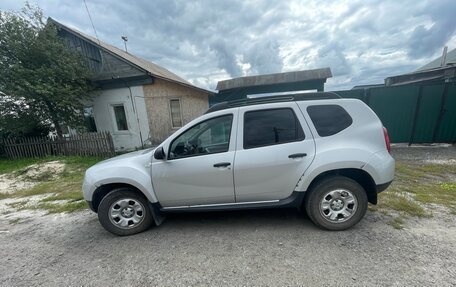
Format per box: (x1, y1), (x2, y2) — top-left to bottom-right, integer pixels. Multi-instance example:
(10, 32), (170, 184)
(0, 161), (65, 194)
(0, 174), (36, 194)
(0, 194), (49, 223)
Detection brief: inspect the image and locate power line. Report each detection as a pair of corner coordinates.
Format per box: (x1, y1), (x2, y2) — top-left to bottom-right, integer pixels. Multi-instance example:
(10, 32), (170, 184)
(83, 0), (100, 44)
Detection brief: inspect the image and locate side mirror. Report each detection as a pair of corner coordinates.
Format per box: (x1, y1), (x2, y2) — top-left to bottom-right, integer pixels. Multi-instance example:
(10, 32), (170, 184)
(154, 147), (166, 160)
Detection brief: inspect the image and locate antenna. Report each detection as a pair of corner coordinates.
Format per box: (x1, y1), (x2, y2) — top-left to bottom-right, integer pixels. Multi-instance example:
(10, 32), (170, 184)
(121, 36), (128, 53)
(83, 0), (100, 44)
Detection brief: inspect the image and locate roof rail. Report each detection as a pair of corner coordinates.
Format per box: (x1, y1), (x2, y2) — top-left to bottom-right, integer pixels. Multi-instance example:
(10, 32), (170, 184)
(206, 92), (341, 114)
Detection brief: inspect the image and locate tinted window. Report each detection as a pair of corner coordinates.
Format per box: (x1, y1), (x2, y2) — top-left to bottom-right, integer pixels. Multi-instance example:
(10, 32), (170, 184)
(307, 105), (353, 137)
(169, 115), (233, 159)
(244, 108), (305, 149)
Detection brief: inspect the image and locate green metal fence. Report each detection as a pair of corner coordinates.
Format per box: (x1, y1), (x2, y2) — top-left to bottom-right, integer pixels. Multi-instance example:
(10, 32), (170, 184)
(333, 82), (456, 144)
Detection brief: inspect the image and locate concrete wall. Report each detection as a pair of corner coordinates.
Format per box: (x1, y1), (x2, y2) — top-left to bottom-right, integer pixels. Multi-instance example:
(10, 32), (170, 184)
(89, 86), (150, 151)
(143, 79), (209, 144)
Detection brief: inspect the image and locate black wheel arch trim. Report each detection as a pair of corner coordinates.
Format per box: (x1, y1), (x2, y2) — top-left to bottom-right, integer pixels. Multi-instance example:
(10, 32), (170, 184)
(304, 168), (380, 205)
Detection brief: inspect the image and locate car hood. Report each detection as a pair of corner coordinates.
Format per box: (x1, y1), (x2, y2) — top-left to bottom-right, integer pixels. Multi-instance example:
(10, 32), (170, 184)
(93, 148), (155, 166)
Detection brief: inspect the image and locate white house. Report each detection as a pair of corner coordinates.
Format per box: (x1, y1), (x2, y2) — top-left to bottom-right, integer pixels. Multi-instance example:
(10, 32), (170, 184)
(51, 18), (213, 151)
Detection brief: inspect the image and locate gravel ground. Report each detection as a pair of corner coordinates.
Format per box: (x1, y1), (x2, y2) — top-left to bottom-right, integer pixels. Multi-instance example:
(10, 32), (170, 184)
(391, 143), (456, 165)
(0, 146), (455, 286)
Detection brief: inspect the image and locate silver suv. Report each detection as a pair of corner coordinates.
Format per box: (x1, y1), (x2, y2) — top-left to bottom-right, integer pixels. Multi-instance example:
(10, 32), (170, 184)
(83, 93), (395, 236)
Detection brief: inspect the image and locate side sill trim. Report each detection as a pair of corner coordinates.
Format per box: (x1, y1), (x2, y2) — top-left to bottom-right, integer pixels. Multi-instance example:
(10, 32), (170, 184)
(162, 199), (280, 211)
(160, 191), (305, 213)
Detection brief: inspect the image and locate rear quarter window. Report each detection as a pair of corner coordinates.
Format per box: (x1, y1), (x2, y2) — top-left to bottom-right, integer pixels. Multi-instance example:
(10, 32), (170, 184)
(307, 105), (353, 137)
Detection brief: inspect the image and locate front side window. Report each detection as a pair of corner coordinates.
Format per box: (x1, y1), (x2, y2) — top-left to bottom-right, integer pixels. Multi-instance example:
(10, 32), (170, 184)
(307, 105), (353, 137)
(113, 104), (128, 131)
(169, 115), (233, 159)
(244, 108), (305, 149)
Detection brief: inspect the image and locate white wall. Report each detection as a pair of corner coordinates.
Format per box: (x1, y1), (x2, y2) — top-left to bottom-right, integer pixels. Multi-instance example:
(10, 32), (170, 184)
(90, 86), (150, 151)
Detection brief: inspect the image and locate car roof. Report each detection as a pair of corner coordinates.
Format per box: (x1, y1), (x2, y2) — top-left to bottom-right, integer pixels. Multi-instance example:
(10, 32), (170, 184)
(206, 92), (341, 114)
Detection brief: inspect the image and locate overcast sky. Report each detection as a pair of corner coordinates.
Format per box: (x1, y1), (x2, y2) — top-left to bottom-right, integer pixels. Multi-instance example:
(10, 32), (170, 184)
(2, 0), (456, 91)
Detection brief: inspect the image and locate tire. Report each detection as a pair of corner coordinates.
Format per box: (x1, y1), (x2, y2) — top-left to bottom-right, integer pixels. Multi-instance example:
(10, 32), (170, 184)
(305, 176), (368, 231)
(98, 188), (153, 236)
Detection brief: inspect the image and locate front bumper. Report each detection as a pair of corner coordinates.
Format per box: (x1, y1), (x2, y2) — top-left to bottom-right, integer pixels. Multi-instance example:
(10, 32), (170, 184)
(86, 201), (96, 212)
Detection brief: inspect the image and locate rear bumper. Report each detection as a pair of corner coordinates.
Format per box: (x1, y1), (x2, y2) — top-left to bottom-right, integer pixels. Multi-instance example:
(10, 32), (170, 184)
(377, 180), (392, 193)
(363, 150), (395, 185)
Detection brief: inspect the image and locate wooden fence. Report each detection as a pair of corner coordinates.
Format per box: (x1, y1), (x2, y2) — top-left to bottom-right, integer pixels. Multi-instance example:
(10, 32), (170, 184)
(3, 131), (115, 159)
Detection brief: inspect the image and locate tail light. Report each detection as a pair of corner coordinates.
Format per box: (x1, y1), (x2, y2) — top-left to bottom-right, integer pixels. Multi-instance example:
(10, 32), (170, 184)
(383, 127), (391, 154)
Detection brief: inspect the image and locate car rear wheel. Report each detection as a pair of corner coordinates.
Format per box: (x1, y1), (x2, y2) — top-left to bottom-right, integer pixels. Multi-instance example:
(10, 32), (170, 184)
(305, 176), (368, 231)
(98, 188), (153, 236)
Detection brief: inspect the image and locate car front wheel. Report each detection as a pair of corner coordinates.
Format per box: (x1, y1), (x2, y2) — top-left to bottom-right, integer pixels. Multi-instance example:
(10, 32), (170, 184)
(98, 188), (153, 236)
(305, 176), (368, 231)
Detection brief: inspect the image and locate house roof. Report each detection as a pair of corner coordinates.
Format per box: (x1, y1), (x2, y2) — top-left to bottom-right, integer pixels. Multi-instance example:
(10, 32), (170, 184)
(48, 18), (212, 94)
(416, 47), (456, 72)
(216, 68), (332, 91)
(351, 84), (385, 90)
(384, 48), (456, 86)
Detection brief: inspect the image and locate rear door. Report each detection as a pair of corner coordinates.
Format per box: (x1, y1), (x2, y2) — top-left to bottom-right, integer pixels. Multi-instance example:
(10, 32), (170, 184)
(233, 102), (315, 202)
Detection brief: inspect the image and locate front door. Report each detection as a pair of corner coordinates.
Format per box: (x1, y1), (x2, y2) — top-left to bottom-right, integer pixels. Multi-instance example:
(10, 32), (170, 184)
(151, 113), (237, 207)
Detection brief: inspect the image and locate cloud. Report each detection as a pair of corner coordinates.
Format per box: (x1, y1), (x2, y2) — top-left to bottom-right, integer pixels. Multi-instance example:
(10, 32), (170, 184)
(407, 0), (456, 58)
(1, 0), (456, 91)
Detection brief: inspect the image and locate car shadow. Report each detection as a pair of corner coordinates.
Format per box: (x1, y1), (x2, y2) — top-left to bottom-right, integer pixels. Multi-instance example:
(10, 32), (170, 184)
(154, 208), (316, 230)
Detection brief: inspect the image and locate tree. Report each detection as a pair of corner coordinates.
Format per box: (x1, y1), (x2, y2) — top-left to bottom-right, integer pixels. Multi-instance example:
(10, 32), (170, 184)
(0, 94), (49, 138)
(0, 3), (96, 138)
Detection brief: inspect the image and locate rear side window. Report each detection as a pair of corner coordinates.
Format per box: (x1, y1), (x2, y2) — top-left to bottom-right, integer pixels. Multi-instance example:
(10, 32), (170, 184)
(244, 108), (305, 149)
(307, 105), (353, 137)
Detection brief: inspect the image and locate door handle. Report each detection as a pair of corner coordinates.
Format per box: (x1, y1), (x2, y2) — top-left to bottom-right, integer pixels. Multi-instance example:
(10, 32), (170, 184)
(288, 153), (307, 159)
(213, 162), (231, 168)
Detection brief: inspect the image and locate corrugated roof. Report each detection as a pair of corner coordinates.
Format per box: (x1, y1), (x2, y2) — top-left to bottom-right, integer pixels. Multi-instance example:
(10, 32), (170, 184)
(417, 48), (456, 72)
(216, 68), (332, 91)
(48, 18), (212, 94)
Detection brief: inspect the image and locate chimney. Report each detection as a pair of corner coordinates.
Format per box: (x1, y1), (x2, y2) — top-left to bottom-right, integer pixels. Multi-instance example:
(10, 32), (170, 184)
(440, 46), (448, 67)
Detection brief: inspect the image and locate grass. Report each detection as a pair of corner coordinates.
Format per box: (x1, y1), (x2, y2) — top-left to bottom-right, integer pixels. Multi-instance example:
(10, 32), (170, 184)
(0, 157), (49, 174)
(1, 156), (105, 213)
(377, 190), (429, 218)
(393, 163), (456, 212)
(7, 200), (28, 210)
(31, 200), (88, 214)
(0, 156), (104, 175)
(375, 160), (456, 227)
(387, 217), (405, 230)
(39, 191), (84, 202)
(9, 218), (21, 225)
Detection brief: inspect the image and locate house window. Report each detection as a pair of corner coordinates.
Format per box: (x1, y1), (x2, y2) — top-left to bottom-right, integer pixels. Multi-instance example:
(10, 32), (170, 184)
(113, 104), (128, 131)
(169, 99), (182, 128)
